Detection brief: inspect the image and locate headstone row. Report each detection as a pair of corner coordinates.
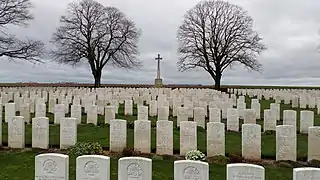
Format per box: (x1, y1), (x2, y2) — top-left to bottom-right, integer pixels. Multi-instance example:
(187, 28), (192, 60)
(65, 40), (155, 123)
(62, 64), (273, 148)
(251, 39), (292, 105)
(35, 153), (320, 180)
(5, 116), (320, 161)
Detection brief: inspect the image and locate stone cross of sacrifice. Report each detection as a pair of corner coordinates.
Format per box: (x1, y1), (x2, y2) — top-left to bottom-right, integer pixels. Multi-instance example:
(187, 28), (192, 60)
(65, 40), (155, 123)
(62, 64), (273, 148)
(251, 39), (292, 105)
(155, 54), (162, 79)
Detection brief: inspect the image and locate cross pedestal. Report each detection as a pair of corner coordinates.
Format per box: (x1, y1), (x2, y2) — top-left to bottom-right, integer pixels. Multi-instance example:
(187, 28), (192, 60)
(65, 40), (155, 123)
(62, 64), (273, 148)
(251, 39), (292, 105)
(154, 78), (163, 87)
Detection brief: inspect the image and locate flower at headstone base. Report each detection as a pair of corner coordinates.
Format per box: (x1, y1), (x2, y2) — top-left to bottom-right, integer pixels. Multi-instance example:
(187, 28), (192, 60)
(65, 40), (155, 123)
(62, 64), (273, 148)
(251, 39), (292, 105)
(185, 150), (205, 161)
(68, 142), (103, 157)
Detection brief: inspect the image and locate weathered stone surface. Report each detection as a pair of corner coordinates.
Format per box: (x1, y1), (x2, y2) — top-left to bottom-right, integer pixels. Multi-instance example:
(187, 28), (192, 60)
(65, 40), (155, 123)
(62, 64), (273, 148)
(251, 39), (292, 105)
(8, 116), (25, 148)
(118, 157), (152, 180)
(110, 119), (127, 152)
(180, 121), (197, 156)
(276, 125), (296, 161)
(35, 153), (69, 180)
(32, 117), (49, 149)
(227, 163), (265, 180)
(174, 160), (209, 180)
(242, 124), (261, 160)
(156, 120), (173, 155)
(60, 118), (77, 149)
(76, 155), (110, 180)
(293, 167), (320, 180)
(134, 120), (151, 153)
(207, 122), (225, 157)
(308, 127), (320, 161)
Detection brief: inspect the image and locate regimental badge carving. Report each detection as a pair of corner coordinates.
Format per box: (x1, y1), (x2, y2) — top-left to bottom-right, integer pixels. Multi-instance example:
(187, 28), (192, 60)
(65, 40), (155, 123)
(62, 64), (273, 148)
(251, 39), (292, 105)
(43, 159), (58, 174)
(113, 121), (121, 131)
(139, 122), (146, 130)
(282, 127), (291, 137)
(12, 118), (17, 126)
(245, 132), (256, 146)
(35, 119), (42, 128)
(183, 166), (200, 180)
(278, 145), (292, 160)
(84, 161), (99, 177)
(127, 163), (143, 178)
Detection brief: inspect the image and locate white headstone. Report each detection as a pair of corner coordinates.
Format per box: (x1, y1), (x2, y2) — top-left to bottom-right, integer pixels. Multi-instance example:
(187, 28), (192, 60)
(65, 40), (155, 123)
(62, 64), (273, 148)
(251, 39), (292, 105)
(193, 107), (206, 128)
(149, 100), (157, 116)
(124, 100), (133, 115)
(276, 125), (296, 161)
(300, 110), (314, 134)
(60, 117), (77, 149)
(105, 105), (115, 124)
(270, 103), (280, 121)
(20, 103), (30, 123)
(134, 120), (151, 153)
(308, 126), (320, 161)
(158, 106), (169, 121)
(35, 153), (69, 180)
(209, 108), (221, 122)
(87, 105), (98, 125)
(174, 160), (209, 180)
(32, 117), (49, 149)
(242, 124), (261, 160)
(243, 109), (256, 124)
(54, 104), (65, 124)
(118, 157), (152, 180)
(71, 104), (82, 124)
(207, 122), (225, 157)
(76, 155), (110, 180)
(293, 167), (320, 180)
(263, 109), (276, 132)
(283, 110), (297, 128)
(156, 120), (173, 155)
(180, 121), (197, 156)
(35, 103), (46, 118)
(177, 107), (188, 127)
(227, 163), (265, 180)
(227, 108), (239, 132)
(138, 105), (148, 120)
(5, 103), (15, 122)
(8, 116), (25, 148)
(251, 102), (261, 119)
(110, 119), (127, 152)
(237, 101), (246, 119)
(97, 99), (105, 115)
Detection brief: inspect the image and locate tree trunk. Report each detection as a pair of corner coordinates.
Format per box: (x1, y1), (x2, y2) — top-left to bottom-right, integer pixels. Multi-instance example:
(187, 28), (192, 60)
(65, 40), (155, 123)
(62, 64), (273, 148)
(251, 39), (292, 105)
(93, 70), (102, 88)
(214, 73), (221, 90)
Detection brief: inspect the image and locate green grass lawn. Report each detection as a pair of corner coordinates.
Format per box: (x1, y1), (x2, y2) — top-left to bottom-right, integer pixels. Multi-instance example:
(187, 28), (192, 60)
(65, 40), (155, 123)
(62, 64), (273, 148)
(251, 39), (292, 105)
(1, 97), (318, 159)
(0, 96), (317, 179)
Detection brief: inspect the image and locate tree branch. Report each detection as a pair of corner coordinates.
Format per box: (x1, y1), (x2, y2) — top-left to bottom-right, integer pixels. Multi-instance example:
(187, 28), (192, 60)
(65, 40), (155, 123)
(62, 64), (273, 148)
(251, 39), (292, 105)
(0, 0), (44, 63)
(177, 0), (266, 87)
(51, 0), (141, 75)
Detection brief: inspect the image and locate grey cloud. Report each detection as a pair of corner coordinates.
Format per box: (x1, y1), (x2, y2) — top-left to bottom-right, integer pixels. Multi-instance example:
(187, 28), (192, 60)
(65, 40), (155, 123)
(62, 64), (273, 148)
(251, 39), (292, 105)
(0, 0), (320, 85)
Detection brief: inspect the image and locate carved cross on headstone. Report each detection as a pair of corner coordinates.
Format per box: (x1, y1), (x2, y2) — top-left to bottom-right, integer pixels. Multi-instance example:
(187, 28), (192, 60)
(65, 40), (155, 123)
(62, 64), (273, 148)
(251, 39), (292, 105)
(155, 54), (162, 79)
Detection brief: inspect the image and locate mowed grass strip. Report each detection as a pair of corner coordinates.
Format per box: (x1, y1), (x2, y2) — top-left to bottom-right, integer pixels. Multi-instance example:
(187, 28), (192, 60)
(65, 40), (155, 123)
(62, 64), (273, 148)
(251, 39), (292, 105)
(1, 96), (318, 160)
(0, 150), (294, 180)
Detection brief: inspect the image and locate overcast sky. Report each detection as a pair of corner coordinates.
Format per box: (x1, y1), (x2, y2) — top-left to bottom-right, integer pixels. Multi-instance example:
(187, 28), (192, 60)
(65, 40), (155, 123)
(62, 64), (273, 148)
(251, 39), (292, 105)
(1, 0), (320, 85)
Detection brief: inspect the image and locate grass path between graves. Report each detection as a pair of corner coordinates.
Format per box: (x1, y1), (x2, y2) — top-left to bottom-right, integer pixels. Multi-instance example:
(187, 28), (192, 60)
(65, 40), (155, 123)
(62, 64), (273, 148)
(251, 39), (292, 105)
(0, 150), (295, 180)
(1, 96), (319, 160)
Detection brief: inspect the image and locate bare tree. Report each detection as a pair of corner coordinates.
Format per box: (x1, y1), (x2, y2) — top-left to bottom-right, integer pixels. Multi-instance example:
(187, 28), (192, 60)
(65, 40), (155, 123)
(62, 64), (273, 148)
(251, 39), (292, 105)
(0, 0), (44, 62)
(177, 0), (266, 90)
(51, 0), (141, 87)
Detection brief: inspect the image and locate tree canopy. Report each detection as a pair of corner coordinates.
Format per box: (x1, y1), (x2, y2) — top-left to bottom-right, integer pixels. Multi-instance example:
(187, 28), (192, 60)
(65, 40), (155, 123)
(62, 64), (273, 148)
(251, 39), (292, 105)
(51, 0), (141, 87)
(177, 0), (266, 89)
